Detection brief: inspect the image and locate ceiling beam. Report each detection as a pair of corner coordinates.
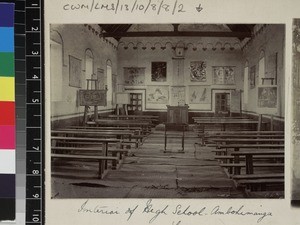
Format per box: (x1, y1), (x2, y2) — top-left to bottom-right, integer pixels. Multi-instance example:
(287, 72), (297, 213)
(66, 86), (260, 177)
(101, 31), (252, 38)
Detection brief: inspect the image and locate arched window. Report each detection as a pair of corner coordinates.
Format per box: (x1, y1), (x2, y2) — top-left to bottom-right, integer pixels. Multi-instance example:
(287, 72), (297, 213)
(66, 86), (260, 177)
(106, 60), (113, 106)
(50, 30), (63, 101)
(243, 61), (249, 105)
(258, 50), (265, 85)
(85, 49), (94, 89)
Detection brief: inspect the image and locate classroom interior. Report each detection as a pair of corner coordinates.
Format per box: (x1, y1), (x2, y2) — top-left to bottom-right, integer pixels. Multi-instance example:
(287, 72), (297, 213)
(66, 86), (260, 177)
(50, 24), (285, 199)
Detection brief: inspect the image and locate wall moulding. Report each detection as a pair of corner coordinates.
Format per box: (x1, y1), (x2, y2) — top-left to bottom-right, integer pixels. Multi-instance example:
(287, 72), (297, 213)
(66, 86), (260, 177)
(117, 41), (242, 51)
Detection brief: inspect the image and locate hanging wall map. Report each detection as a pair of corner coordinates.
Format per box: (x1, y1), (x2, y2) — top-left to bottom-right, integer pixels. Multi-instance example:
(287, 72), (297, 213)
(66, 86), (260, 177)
(69, 55), (82, 88)
(146, 86), (169, 104)
(124, 67), (145, 85)
(258, 86), (277, 108)
(189, 85), (211, 104)
(213, 66), (235, 85)
(190, 61), (207, 82)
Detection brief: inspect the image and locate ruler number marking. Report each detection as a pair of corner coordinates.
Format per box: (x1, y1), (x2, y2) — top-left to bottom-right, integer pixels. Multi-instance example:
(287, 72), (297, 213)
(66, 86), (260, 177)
(31, 26), (39, 31)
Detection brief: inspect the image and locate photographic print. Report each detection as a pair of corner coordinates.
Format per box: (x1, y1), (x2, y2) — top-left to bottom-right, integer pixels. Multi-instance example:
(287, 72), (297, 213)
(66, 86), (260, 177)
(151, 61), (167, 82)
(190, 61), (207, 82)
(48, 23), (286, 225)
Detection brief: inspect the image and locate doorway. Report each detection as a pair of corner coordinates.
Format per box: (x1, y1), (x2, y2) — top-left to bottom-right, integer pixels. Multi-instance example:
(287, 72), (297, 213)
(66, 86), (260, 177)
(215, 93), (230, 117)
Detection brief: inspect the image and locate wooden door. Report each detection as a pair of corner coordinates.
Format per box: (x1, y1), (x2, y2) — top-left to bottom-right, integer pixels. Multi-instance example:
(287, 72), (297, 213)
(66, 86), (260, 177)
(215, 93), (230, 117)
(128, 93), (143, 114)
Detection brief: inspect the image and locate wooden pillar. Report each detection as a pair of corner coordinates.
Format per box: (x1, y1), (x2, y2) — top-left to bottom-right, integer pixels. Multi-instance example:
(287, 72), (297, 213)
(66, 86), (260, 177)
(270, 115), (274, 131)
(257, 114), (262, 131)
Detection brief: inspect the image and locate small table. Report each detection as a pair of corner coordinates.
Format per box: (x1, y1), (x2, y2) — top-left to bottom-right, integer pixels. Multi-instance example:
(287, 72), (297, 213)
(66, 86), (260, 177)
(164, 123), (188, 153)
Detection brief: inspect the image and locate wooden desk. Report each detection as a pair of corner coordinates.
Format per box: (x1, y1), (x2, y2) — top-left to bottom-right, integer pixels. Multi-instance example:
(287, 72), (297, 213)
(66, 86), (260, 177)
(231, 150), (284, 174)
(108, 115), (159, 120)
(202, 134), (284, 146)
(88, 120), (151, 132)
(218, 144), (284, 150)
(167, 105), (189, 124)
(51, 136), (121, 169)
(68, 126), (143, 135)
(211, 138), (284, 144)
(52, 129), (133, 138)
(197, 120), (266, 131)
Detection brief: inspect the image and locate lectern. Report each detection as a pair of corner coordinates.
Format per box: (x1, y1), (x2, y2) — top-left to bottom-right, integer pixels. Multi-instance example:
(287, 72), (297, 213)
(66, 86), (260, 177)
(166, 105), (189, 124)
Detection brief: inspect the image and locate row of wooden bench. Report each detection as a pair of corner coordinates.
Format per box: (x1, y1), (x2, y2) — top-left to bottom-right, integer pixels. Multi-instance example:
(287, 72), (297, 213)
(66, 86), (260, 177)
(192, 115), (268, 132)
(51, 122), (150, 179)
(199, 130), (285, 194)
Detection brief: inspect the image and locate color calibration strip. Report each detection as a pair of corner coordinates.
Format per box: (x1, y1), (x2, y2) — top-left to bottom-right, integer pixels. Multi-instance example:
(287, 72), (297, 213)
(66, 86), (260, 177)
(0, 2), (16, 222)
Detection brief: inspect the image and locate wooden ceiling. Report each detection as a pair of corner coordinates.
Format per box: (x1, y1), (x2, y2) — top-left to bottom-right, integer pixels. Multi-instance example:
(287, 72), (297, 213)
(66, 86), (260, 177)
(99, 24), (255, 41)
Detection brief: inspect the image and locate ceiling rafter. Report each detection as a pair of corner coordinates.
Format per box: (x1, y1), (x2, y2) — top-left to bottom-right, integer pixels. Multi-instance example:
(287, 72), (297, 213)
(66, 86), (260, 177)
(101, 31), (251, 38)
(98, 24), (255, 41)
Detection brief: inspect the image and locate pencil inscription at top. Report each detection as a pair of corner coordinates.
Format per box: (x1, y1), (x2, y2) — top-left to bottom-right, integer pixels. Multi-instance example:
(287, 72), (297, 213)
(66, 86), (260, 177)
(62, 0), (204, 15)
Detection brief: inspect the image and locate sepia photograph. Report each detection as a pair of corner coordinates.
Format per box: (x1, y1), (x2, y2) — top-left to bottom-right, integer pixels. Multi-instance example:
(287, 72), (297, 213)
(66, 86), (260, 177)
(49, 23), (285, 199)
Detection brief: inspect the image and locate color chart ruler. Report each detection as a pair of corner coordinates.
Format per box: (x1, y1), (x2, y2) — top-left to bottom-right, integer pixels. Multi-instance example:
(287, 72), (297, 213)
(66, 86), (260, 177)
(25, 0), (44, 224)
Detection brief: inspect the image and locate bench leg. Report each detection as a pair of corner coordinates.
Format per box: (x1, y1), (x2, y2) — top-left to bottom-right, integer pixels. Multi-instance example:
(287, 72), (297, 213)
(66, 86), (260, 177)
(245, 155), (254, 174)
(111, 153), (117, 170)
(98, 160), (104, 179)
(234, 147), (240, 175)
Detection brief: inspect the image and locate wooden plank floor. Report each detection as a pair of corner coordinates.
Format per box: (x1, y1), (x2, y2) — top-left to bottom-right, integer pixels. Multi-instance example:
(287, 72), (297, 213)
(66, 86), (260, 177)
(51, 129), (245, 198)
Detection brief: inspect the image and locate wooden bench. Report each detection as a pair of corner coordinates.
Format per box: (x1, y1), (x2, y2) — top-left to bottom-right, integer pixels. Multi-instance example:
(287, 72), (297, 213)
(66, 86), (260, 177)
(215, 155), (284, 162)
(51, 136), (122, 169)
(210, 138), (284, 145)
(231, 150), (284, 174)
(51, 130), (140, 148)
(194, 120), (267, 132)
(201, 133), (284, 146)
(236, 178), (284, 191)
(212, 144), (284, 157)
(68, 126), (144, 134)
(107, 115), (159, 124)
(51, 146), (130, 161)
(232, 173), (284, 180)
(87, 120), (152, 133)
(51, 154), (119, 179)
(220, 163), (284, 177)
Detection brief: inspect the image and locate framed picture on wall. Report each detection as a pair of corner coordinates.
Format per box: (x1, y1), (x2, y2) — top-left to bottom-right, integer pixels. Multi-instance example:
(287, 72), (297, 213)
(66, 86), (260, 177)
(69, 55), (82, 88)
(257, 86), (277, 108)
(151, 62), (167, 82)
(250, 65), (256, 88)
(190, 61), (207, 82)
(189, 85), (211, 104)
(213, 66), (235, 85)
(123, 67), (145, 85)
(171, 86), (185, 105)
